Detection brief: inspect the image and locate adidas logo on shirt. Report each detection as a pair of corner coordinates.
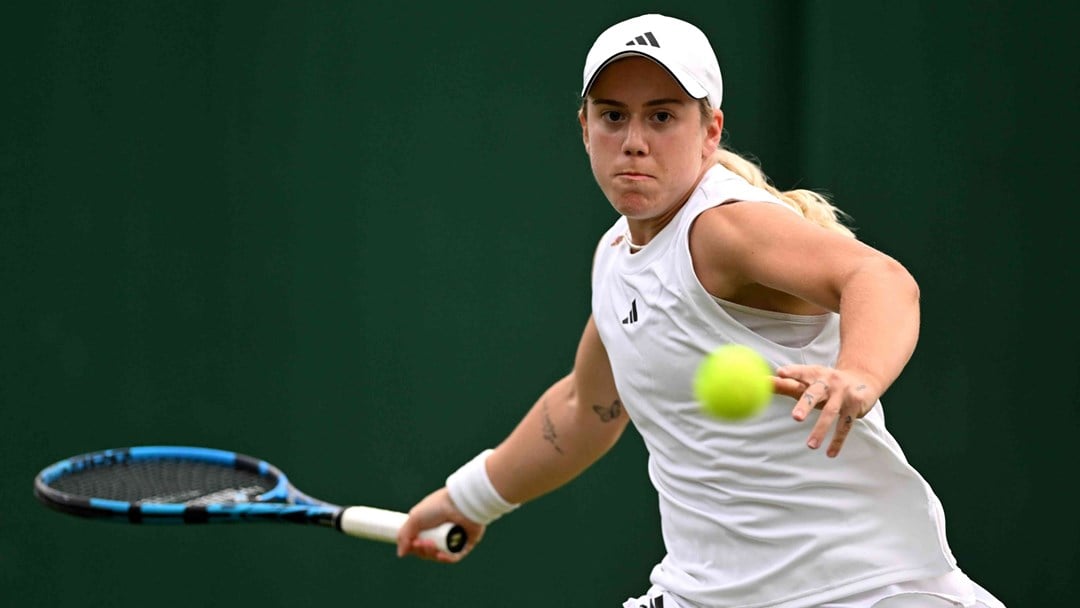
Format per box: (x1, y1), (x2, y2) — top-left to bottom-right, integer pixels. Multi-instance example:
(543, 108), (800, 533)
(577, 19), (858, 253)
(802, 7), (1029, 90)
(621, 299), (639, 325)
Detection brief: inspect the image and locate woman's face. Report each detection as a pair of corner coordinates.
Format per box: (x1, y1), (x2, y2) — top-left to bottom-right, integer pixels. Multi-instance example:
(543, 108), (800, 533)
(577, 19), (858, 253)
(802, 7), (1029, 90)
(580, 57), (720, 222)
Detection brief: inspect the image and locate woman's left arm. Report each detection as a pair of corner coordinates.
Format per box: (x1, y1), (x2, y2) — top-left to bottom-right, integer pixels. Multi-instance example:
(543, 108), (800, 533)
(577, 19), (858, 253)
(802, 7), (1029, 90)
(690, 201), (920, 457)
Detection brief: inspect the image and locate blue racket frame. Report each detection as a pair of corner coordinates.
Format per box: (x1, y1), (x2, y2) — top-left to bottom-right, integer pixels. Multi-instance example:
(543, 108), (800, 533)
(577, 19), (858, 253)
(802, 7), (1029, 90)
(34, 446), (344, 527)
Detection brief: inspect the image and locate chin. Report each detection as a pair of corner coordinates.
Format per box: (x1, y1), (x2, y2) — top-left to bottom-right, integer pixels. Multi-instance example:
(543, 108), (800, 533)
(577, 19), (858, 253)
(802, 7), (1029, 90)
(602, 187), (642, 210)
(610, 199), (655, 220)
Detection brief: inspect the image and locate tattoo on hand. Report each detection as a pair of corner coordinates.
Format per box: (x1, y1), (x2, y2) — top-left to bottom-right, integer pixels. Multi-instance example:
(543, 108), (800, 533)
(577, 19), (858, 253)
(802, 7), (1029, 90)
(592, 399), (623, 422)
(541, 400), (564, 454)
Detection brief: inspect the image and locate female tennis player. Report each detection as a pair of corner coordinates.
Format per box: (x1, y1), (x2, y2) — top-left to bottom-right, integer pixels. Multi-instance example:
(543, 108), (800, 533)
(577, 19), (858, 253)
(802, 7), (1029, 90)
(397, 13), (1006, 608)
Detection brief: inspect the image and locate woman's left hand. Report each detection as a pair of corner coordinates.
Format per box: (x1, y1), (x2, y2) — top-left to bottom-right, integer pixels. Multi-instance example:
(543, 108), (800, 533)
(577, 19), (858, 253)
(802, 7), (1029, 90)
(772, 365), (881, 458)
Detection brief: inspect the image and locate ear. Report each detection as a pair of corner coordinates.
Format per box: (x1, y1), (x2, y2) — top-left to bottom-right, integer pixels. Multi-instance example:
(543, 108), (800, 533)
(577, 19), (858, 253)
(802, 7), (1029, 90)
(703, 108), (723, 158)
(579, 107), (590, 155)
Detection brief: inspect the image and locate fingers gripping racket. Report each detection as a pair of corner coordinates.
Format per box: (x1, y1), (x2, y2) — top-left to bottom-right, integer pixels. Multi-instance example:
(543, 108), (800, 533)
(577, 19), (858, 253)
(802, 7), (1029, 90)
(33, 446), (466, 554)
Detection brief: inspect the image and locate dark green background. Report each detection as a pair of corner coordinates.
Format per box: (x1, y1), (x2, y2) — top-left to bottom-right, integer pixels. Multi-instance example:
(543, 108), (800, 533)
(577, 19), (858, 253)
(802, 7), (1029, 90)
(3, 1), (1076, 606)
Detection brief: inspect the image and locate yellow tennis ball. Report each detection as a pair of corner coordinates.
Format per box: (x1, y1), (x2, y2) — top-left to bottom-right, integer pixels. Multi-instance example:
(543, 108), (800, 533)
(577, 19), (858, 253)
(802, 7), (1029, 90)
(694, 344), (773, 420)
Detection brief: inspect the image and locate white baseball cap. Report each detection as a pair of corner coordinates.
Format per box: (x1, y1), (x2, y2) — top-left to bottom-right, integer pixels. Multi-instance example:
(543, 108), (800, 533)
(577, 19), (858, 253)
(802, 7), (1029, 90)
(581, 14), (724, 108)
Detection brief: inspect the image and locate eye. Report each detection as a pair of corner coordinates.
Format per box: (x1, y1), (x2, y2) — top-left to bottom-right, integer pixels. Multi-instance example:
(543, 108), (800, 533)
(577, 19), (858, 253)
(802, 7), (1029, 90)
(653, 111), (673, 123)
(600, 110), (624, 122)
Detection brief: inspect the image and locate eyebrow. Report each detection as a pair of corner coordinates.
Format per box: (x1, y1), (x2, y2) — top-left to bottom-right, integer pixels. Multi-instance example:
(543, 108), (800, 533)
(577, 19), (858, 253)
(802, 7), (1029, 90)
(590, 98), (688, 108)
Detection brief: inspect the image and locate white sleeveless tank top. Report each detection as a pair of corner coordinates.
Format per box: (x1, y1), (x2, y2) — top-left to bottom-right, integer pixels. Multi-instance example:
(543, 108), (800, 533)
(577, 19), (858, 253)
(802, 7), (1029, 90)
(591, 165), (957, 608)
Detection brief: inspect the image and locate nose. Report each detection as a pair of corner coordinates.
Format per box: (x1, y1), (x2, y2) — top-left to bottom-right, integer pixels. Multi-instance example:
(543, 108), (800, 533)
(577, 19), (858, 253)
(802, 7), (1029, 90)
(621, 119), (648, 156)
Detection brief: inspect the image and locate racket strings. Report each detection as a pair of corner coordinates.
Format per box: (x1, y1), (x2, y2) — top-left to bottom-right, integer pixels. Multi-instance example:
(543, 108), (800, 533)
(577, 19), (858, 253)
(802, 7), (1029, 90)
(48, 460), (276, 504)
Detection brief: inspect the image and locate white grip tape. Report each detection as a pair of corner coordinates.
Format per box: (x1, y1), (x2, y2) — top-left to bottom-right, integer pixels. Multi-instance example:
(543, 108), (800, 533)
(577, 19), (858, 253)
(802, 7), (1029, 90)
(338, 506), (459, 554)
(445, 449), (519, 525)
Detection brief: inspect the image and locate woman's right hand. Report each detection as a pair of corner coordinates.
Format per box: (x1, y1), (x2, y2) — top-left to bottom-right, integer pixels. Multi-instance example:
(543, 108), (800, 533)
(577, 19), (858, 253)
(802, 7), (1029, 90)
(396, 487), (487, 563)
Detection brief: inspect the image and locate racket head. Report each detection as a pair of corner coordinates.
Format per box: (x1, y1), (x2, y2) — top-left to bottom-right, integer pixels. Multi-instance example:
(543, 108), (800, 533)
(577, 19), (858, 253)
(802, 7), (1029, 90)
(34, 446), (339, 525)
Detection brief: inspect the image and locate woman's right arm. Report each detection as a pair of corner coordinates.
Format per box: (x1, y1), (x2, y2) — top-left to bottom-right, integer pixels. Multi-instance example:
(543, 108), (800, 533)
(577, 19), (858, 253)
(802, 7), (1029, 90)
(395, 315), (627, 562)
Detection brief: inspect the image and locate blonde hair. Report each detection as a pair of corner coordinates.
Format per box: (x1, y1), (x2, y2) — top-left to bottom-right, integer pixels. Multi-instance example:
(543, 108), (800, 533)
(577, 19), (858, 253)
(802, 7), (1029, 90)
(711, 147), (854, 238)
(699, 100), (854, 238)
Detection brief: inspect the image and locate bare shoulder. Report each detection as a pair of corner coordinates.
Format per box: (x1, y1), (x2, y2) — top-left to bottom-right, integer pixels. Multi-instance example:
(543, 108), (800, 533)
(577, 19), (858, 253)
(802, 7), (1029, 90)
(691, 198), (874, 264)
(689, 200), (897, 311)
(688, 200), (800, 296)
(690, 200), (804, 246)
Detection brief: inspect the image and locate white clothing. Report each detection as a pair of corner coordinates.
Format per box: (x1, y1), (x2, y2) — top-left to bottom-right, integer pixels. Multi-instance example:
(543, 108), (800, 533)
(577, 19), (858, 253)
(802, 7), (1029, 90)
(623, 571), (1007, 607)
(593, 165), (959, 608)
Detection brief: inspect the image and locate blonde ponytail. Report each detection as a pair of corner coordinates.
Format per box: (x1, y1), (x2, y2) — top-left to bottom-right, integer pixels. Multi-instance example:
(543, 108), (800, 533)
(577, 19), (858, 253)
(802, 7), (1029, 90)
(711, 147), (855, 239)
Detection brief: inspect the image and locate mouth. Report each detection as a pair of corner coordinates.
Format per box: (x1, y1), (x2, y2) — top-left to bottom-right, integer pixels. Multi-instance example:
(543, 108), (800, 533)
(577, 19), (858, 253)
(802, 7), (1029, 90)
(615, 171), (653, 181)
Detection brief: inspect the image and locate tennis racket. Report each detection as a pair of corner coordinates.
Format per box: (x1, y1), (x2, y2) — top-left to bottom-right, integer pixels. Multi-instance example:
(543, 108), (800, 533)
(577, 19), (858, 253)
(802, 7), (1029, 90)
(33, 445), (466, 554)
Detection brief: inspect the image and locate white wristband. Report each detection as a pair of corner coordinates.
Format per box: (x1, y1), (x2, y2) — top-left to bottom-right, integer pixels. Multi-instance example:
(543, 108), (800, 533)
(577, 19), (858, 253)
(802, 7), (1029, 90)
(445, 449), (519, 525)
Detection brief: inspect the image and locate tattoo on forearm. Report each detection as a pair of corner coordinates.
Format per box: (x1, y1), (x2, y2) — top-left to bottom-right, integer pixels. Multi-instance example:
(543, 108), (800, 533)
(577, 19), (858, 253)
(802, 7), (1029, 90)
(591, 399), (623, 422)
(541, 400), (564, 454)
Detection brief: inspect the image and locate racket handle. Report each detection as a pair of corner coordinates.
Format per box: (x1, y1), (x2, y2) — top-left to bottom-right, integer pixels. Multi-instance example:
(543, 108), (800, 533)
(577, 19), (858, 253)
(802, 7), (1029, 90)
(337, 506), (467, 554)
